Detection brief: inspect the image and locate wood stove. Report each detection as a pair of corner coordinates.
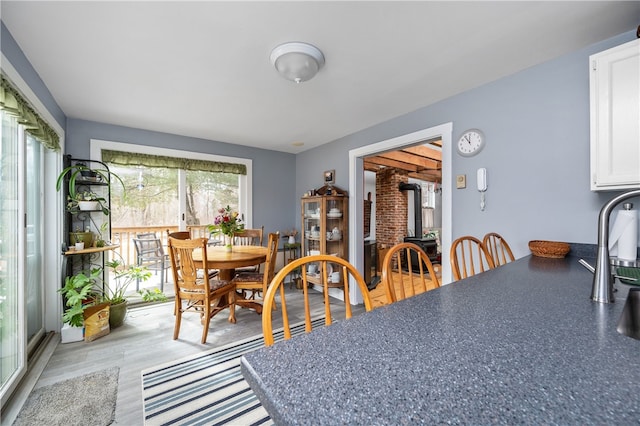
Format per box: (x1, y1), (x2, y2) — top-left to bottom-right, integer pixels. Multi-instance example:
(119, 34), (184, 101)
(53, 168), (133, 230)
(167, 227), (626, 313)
(399, 183), (439, 271)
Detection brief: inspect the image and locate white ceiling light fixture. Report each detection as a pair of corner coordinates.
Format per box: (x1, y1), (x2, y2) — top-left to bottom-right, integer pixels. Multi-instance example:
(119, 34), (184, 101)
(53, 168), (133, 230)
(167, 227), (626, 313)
(270, 42), (325, 84)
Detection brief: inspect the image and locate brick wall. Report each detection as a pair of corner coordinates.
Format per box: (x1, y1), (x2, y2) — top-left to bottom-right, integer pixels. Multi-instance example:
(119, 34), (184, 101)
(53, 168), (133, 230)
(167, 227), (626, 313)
(375, 169), (409, 251)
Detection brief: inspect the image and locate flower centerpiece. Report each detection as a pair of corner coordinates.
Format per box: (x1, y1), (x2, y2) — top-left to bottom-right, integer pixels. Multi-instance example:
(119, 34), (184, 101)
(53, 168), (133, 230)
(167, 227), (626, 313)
(208, 205), (244, 251)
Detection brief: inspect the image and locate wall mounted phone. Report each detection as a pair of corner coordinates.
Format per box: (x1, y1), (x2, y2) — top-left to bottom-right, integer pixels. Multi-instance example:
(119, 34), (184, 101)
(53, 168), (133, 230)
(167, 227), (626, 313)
(477, 168), (487, 210)
(477, 168), (487, 192)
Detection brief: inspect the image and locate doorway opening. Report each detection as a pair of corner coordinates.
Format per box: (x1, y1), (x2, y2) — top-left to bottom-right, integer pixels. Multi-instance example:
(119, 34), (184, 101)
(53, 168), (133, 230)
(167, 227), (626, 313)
(348, 123), (453, 303)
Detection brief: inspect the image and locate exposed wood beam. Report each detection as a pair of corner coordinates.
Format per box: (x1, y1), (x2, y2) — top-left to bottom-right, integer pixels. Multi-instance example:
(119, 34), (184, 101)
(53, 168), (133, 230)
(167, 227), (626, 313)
(402, 145), (442, 162)
(378, 151), (440, 170)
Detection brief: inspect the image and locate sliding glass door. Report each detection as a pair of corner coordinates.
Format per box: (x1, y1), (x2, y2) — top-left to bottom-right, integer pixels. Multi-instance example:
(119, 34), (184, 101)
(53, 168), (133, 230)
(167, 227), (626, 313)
(0, 112), (23, 403)
(0, 113), (46, 405)
(25, 134), (45, 348)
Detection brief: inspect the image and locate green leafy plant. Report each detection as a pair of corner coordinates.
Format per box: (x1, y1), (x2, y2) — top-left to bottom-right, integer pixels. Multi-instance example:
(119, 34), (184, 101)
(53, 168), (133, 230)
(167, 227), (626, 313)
(95, 222), (109, 247)
(66, 190), (110, 215)
(56, 162), (125, 215)
(103, 258), (152, 305)
(58, 268), (102, 327)
(138, 287), (169, 303)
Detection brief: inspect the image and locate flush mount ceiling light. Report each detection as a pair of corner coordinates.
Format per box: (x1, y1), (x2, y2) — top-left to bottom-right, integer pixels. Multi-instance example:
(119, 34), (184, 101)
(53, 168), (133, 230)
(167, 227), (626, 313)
(270, 42), (325, 83)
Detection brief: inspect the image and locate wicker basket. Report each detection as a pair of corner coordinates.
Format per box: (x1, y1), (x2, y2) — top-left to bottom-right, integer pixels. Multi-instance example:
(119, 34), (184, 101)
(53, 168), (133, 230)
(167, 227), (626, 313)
(528, 240), (570, 258)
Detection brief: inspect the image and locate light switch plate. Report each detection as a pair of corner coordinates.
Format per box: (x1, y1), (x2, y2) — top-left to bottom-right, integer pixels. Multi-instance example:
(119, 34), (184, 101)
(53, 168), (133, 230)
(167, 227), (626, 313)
(456, 174), (466, 189)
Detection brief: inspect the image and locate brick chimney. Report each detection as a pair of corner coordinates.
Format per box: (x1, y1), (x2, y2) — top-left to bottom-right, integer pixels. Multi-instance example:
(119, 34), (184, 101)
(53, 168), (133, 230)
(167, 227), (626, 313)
(375, 169), (409, 251)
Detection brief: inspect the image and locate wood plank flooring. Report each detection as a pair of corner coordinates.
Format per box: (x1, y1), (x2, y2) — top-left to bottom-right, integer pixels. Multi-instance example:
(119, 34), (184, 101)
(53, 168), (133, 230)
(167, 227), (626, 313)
(4, 286), (364, 425)
(368, 268), (440, 308)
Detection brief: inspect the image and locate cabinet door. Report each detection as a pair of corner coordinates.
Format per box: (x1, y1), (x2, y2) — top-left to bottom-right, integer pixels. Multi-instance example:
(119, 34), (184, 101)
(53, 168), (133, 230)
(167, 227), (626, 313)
(590, 38), (640, 191)
(301, 197), (322, 256)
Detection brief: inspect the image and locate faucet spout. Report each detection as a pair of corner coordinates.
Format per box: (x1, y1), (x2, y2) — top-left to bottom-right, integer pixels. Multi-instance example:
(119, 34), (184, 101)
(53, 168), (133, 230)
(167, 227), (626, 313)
(592, 189), (640, 303)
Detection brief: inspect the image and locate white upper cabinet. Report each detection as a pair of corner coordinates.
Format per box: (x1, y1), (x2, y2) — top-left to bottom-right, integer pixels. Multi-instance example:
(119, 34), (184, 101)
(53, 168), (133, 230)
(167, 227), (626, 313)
(590, 38), (640, 191)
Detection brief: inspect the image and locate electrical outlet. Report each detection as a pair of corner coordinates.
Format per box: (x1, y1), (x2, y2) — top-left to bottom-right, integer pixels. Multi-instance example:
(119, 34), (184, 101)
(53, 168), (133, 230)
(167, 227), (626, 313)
(456, 174), (466, 189)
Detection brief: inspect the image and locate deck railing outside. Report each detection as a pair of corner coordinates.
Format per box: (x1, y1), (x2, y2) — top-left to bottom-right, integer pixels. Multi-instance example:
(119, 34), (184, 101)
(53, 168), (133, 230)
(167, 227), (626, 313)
(111, 225), (218, 266)
(110, 225), (223, 300)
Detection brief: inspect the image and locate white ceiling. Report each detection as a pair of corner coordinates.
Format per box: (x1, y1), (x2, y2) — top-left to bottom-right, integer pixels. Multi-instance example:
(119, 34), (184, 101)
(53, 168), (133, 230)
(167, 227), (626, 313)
(2, 1), (639, 154)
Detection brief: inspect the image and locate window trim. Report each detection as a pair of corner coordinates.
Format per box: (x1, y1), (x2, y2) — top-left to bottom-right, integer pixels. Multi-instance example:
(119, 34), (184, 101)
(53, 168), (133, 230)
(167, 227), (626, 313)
(89, 139), (253, 228)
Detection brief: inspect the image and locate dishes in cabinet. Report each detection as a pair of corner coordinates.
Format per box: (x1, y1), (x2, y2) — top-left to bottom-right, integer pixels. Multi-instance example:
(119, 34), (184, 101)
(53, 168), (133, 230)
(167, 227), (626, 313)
(327, 210), (342, 218)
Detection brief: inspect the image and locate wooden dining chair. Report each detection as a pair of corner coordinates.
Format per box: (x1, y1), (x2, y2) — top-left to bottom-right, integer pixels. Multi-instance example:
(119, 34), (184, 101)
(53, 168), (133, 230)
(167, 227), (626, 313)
(231, 232), (280, 314)
(449, 235), (495, 281)
(167, 237), (236, 344)
(381, 242), (441, 305)
(167, 230), (191, 240)
(482, 232), (515, 267)
(261, 255), (373, 346)
(233, 226), (264, 246)
(167, 230), (219, 278)
(233, 226), (265, 272)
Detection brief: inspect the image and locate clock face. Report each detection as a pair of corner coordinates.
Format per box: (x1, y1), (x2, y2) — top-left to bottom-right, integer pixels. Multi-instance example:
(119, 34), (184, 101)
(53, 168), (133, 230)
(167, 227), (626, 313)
(457, 129), (485, 157)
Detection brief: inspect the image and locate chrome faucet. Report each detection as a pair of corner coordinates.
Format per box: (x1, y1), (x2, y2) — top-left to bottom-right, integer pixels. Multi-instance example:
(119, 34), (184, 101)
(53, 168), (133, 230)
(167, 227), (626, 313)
(591, 189), (640, 303)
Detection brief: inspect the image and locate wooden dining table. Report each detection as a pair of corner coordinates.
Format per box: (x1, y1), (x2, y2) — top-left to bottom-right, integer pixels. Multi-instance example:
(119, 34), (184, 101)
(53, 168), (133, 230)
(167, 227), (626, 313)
(193, 245), (269, 314)
(193, 245), (268, 280)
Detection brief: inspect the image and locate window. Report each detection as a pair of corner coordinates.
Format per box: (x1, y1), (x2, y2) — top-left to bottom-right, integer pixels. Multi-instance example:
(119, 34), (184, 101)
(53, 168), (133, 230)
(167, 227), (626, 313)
(90, 140), (253, 233)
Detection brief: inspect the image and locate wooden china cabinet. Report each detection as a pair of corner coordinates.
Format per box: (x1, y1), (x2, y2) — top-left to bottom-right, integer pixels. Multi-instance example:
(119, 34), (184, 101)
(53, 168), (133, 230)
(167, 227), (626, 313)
(301, 186), (349, 288)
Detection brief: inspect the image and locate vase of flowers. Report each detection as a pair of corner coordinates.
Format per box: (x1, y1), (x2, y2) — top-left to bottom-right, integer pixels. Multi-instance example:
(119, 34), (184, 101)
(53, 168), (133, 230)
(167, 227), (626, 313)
(208, 205), (244, 252)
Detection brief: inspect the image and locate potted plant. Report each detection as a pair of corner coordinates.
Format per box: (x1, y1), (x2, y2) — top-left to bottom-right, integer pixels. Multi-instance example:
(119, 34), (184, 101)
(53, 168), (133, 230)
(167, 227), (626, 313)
(95, 222), (109, 248)
(56, 161), (125, 215)
(65, 190), (110, 215)
(69, 226), (94, 249)
(58, 267), (102, 342)
(102, 257), (152, 328)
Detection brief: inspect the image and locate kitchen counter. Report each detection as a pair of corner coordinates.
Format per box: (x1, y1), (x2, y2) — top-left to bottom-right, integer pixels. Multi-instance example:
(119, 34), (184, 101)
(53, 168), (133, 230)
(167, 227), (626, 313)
(241, 253), (639, 424)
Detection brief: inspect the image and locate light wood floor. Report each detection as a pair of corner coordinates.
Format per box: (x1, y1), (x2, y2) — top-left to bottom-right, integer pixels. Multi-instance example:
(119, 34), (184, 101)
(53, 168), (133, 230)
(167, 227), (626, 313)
(369, 268), (440, 308)
(4, 286), (365, 425)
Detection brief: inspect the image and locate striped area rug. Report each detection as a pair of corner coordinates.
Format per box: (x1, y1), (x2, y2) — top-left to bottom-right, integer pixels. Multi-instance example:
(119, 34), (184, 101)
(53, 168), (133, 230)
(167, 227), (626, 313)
(142, 318), (324, 425)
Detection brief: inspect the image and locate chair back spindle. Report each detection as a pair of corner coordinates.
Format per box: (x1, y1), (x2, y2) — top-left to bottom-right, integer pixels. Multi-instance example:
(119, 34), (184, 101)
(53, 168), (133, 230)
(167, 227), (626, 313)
(482, 232), (515, 267)
(381, 242), (440, 304)
(262, 255), (373, 346)
(450, 236), (495, 281)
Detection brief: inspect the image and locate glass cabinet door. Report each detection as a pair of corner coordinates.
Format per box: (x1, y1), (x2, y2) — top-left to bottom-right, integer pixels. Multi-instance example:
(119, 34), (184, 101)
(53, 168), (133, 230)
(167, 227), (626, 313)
(302, 198), (321, 256)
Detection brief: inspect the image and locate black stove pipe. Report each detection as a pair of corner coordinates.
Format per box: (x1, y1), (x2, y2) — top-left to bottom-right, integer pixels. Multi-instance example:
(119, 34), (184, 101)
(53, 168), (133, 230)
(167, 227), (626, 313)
(399, 182), (422, 237)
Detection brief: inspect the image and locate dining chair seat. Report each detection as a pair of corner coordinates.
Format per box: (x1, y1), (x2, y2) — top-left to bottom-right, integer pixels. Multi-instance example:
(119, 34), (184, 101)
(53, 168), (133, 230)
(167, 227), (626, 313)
(232, 272), (263, 283)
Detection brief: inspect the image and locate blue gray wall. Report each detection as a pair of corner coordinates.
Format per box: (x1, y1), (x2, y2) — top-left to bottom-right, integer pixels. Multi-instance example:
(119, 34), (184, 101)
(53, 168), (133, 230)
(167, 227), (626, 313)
(295, 30), (639, 259)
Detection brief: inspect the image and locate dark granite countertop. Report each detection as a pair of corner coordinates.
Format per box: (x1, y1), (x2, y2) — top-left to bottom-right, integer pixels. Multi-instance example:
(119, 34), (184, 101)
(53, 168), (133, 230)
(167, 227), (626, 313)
(241, 252), (640, 425)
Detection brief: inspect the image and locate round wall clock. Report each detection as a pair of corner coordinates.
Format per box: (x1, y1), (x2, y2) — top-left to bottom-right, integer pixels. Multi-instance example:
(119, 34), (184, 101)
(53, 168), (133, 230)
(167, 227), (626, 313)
(456, 129), (485, 157)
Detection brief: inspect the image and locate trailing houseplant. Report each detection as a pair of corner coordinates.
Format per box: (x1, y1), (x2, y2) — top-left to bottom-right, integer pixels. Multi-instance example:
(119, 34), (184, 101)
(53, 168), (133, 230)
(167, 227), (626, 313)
(56, 162), (125, 215)
(66, 191), (110, 215)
